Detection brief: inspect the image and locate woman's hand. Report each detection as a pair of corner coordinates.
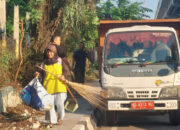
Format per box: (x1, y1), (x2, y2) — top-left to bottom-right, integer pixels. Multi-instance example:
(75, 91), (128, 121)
(59, 75), (66, 82)
(34, 71), (40, 78)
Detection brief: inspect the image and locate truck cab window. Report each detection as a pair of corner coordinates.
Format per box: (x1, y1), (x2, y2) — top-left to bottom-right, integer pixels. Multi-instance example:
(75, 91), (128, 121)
(105, 31), (177, 65)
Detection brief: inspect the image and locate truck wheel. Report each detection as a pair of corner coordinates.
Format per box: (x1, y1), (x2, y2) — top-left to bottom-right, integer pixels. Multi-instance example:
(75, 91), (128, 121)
(105, 111), (117, 126)
(92, 108), (104, 126)
(169, 110), (180, 125)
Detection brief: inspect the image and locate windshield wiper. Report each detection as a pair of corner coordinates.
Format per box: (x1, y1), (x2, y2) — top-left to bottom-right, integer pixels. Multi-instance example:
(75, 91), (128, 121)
(124, 60), (137, 63)
(151, 61), (166, 63)
(107, 60), (136, 67)
(106, 60), (155, 68)
(105, 62), (123, 68)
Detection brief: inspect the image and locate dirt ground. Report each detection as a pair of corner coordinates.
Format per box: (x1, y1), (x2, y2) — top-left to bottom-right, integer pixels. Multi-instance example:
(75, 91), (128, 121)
(0, 104), (49, 130)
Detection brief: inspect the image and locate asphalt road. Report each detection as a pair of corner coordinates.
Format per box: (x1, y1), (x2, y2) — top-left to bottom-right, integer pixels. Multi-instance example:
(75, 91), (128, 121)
(96, 112), (180, 130)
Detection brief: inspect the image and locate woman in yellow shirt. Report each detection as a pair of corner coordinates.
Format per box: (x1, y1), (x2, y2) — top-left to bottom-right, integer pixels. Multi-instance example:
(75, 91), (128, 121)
(36, 44), (67, 127)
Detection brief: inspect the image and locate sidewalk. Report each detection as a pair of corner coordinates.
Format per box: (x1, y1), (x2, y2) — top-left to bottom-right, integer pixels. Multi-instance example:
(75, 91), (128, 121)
(36, 80), (100, 130)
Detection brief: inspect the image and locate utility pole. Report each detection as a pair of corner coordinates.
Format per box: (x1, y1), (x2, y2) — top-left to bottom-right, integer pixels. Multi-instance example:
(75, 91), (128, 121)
(14, 5), (19, 59)
(143, 0), (146, 7)
(0, 0), (6, 49)
(143, 0), (147, 19)
(26, 12), (31, 45)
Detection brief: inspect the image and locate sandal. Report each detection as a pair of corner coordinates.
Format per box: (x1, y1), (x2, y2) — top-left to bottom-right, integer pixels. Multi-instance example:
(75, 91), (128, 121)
(57, 119), (63, 125)
(49, 124), (54, 128)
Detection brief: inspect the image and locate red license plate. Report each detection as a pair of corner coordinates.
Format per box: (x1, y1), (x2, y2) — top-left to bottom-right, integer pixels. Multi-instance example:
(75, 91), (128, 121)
(131, 101), (154, 110)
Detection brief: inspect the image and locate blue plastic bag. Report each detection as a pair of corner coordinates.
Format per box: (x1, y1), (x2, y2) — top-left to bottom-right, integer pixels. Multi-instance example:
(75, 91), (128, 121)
(19, 78), (53, 110)
(19, 78), (43, 110)
(19, 86), (31, 105)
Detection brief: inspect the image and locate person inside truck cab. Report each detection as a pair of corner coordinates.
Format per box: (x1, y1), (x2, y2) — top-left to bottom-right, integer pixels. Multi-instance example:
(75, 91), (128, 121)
(168, 40), (178, 61)
(107, 42), (117, 59)
(151, 40), (172, 62)
(132, 42), (144, 57)
(116, 41), (132, 58)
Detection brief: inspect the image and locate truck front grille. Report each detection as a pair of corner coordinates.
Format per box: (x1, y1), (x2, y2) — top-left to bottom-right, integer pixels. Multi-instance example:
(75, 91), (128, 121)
(125, 89), (160, 99)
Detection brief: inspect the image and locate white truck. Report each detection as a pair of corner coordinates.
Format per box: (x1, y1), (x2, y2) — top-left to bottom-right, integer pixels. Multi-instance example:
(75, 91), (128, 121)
(97, 19), (180, 125)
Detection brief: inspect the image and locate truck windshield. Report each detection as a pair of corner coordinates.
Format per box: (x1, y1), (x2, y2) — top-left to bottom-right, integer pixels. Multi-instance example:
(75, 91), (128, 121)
(104, 31), (178, 66)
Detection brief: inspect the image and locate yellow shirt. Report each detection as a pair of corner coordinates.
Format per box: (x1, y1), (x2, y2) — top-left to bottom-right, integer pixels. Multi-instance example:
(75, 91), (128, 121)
(43, 59), (67, 94)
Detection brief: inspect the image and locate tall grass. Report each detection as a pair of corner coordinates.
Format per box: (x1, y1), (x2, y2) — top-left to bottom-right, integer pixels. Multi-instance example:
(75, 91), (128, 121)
(0, 46), (16, 87)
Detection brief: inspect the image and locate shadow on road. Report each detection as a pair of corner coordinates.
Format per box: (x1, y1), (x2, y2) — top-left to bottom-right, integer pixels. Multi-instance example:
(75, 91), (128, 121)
(95, 112), (180, 130)
(66, 96), (94, 115)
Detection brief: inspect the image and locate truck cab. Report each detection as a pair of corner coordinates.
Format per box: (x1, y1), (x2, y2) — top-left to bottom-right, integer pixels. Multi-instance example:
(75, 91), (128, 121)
(98, 19), (180, 125)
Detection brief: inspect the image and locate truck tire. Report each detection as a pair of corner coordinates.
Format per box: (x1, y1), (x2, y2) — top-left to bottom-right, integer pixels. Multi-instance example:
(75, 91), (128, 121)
(169, 110), (180, 125)
(92, 108), (104, 126)
(104, 111), (117, 126)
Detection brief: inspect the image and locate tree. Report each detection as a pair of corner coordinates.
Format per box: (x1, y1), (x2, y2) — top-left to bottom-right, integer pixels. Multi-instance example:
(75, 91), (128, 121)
(61, 0), (99, 51)
(4, 0), (100, 82)
(97, 0), (152, 20)
(97, 0), (115, 20)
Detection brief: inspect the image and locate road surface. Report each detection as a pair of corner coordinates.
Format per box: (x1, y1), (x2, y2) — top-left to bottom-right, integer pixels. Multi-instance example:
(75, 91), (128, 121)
(97, 113), (180, 130)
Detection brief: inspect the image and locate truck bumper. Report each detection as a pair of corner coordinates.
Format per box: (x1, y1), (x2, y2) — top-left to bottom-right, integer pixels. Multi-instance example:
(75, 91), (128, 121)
(108, 100), (179, 111)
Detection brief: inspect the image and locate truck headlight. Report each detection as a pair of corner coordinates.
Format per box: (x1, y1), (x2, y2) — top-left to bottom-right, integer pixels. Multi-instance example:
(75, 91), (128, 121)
(107, 87), (126, 99)
(159, 87), (178, 98)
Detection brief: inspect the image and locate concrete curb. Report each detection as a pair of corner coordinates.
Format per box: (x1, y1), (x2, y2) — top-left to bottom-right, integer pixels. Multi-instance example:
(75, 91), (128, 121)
(72, 116), (96, 130)
(72, 124), (85, 130)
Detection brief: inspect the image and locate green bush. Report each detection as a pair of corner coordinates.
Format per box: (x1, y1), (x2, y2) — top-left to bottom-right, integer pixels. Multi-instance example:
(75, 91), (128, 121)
(0, 48), (16, 86)
(1, 50), (13, 70)
(86, 61), (99, 81)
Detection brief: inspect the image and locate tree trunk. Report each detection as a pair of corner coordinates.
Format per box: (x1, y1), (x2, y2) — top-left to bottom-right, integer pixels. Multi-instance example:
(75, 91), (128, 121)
(15, 20), (24, 82)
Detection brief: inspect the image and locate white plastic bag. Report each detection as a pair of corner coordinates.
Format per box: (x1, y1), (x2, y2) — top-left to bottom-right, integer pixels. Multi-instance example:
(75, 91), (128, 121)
(32, 78), (53, 111)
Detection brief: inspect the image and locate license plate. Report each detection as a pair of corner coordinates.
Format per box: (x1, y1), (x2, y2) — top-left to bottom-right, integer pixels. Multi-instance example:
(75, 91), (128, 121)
(131, 101), (154, 110)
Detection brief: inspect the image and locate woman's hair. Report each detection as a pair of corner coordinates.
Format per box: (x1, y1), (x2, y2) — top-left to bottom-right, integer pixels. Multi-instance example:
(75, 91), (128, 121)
(44, 44), (58, 65)
(46, 44), (57, 53)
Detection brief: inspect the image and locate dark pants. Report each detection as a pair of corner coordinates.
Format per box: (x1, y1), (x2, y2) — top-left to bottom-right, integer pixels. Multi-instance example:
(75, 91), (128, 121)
(73, 67), (85, 83)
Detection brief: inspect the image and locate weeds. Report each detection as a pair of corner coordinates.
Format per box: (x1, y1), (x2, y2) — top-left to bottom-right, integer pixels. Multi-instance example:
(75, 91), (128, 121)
(0, 47), (16, 86)
(86, 61), (99, 81)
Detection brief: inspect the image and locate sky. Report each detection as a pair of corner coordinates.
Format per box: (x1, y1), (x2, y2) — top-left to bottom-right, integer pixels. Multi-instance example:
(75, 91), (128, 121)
(132, 0), (159, 19)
